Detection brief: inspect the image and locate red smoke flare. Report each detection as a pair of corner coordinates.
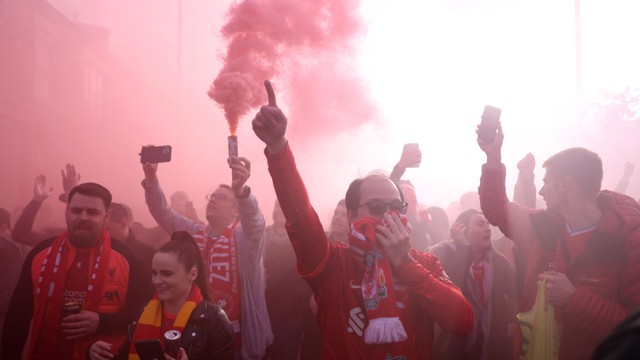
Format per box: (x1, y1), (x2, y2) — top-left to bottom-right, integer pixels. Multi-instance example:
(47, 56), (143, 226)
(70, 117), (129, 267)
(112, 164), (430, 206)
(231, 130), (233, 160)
(209, 0), (375, 138)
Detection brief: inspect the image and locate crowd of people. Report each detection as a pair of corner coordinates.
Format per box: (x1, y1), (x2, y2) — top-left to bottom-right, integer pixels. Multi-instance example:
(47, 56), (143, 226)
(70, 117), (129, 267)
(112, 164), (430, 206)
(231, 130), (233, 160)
(1, 80), (640, 360)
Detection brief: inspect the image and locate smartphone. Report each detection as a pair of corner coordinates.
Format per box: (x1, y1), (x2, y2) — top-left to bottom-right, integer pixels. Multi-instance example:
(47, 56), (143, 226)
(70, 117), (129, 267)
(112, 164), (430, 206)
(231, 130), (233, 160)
(134, 339), (167, 360)
(478, 105), (502, 142)
(140, 145), (172, 164)
(403, 143), (421, 168)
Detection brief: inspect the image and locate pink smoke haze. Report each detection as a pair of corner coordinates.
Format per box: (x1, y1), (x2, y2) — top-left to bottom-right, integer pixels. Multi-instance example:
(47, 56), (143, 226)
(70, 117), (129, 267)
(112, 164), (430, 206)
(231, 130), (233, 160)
(209, 0), (373, 138)
(1, 0), (640, 234)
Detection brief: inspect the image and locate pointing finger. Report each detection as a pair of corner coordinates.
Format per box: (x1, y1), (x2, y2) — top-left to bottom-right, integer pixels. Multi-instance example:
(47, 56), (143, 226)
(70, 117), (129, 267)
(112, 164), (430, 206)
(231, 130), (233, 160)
(264, 80), (277, 107)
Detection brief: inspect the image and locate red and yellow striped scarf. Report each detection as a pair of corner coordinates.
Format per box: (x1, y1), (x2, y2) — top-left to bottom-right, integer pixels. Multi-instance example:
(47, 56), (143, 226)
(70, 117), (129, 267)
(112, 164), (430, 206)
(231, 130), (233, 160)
(128, 285), (203, 360)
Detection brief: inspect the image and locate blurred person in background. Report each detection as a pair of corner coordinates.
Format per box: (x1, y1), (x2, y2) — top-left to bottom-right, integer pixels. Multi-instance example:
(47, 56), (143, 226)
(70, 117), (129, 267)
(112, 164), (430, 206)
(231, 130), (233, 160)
(327, 199), (349, 244)
(425, 206), (450, 249)
(0, 208), (23, 360)
(263, 200), (321, 360)
(430, 209), (518, 360)
(107, 202), (155, 273)
(11, 164), (80, 247)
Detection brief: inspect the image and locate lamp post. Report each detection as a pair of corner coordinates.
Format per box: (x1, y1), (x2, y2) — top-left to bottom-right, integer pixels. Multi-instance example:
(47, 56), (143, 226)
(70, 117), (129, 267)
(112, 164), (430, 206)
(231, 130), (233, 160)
(575, 0), (583, 121)
(177, 0), (182, 123)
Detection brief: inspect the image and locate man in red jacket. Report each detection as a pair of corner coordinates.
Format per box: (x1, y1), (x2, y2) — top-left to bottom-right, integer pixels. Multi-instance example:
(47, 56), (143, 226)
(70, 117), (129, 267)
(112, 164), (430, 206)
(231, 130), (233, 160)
(477, 122), (640, 360)
(252, 81), (473, 360)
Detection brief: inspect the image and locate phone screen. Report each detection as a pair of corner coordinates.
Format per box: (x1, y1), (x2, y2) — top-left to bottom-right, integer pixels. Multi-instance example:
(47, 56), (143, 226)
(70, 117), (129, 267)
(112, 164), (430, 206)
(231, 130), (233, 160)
(478, 105), (501, 142)
(140, 145), (172, 164)
(134, 339), (167, 360)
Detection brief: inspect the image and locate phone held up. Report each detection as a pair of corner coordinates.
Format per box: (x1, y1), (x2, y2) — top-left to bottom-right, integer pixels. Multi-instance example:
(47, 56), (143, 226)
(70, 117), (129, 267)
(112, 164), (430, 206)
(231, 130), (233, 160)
(140, 145), (172, 164)
(478, 105), (502, 142)
(403, 143), (421, 168)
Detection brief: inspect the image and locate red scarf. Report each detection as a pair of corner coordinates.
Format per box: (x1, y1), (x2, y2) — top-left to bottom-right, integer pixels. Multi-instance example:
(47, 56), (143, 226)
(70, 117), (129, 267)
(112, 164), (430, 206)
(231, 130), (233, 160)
(193, 223), (241, 335)
(27, 229), (111, 358)
(128, 285), (203, 360)
(348, 212), (410, 344)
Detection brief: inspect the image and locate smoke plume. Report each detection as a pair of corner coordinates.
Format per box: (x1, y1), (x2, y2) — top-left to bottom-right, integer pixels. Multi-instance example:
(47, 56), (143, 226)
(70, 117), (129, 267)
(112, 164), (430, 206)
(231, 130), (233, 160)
(208, 0), (375, 138)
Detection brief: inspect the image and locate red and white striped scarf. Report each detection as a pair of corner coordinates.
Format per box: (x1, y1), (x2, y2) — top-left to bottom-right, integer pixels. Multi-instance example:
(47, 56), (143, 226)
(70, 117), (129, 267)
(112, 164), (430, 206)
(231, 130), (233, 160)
(28, 229), (111, 358)
(348, 212), (410, 344)
(193, 223), (241, 335)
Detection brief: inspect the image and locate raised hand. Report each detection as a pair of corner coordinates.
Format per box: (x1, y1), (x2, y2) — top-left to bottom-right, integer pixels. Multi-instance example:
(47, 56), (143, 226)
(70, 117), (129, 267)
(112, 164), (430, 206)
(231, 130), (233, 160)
(397, 143), (422, 169)
(230, 156), (251, 197)
(449, 221), (468, 245)
(33, 174), (53, 202)
(517, 153), (536, 174)
(375, 212), (412, 268)
(140, 145), (159, 184)
(61, 163), (81, 194)
(252, 80), (288, 154)
(476, 121), (504, 168)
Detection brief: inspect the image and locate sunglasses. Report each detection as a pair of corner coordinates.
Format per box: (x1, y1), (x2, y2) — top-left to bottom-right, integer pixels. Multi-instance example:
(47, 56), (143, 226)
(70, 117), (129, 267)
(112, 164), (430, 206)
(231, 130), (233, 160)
(358, 200), (408, 216)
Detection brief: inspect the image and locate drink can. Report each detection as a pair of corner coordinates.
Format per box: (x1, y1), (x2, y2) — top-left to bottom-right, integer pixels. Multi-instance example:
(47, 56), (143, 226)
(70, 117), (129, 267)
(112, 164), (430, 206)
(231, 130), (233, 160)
(164, 330), (181, 357)
(63, 302), (81, 317)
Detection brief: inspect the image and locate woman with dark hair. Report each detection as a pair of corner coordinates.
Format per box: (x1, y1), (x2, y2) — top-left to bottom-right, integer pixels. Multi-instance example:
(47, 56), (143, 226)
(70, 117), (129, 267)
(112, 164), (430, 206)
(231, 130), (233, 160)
(430, 209), (519, 360)
(89, 231), (234, 360)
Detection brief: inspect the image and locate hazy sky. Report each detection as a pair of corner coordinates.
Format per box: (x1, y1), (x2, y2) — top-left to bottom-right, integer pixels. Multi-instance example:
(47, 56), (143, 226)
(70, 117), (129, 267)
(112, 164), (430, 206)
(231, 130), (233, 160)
(30, 0), (640, 227)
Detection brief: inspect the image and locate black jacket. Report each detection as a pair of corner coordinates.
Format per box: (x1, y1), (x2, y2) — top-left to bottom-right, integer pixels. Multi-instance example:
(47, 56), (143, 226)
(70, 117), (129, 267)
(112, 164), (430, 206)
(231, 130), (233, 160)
(113, 300), (234, 360)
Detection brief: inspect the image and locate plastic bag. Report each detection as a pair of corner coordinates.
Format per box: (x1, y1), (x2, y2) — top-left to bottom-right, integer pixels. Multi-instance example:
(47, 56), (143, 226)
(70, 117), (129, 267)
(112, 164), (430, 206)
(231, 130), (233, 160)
(517, 277), (562, 360)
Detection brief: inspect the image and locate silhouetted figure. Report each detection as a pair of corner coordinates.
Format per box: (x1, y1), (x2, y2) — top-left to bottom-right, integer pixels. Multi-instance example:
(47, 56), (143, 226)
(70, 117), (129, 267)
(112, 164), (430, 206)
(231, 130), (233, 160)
(107, 202), (155, 272)
(327, 199), (348, 244)
(425, 206), (450, 248)
(264, 200), (321, 360)
(11, 168), (77, 247)
(0, 208), (22, 360)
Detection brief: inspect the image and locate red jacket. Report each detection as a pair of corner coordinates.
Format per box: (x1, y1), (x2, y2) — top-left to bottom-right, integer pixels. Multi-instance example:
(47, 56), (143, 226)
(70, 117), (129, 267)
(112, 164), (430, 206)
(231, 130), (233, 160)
(479, 164), (640, 360)
(2, 236), (152, 359)
(265, 144), (473, 359)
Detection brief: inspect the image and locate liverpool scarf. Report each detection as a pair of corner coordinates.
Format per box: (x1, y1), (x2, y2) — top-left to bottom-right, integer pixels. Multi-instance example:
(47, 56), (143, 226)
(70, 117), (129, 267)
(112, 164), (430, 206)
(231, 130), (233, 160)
(193, 223), (241, 333)
(27, 229), (111, 358)
(128, 284), (203, 360)
(348, 212), (410, 344)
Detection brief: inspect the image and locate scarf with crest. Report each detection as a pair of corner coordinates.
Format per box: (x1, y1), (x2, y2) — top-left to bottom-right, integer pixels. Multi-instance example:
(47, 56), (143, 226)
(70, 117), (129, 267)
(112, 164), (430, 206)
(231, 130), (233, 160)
(348, 211), (411, 344)
(27, 229), (112, 358)
(127, 284), (203, 359)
